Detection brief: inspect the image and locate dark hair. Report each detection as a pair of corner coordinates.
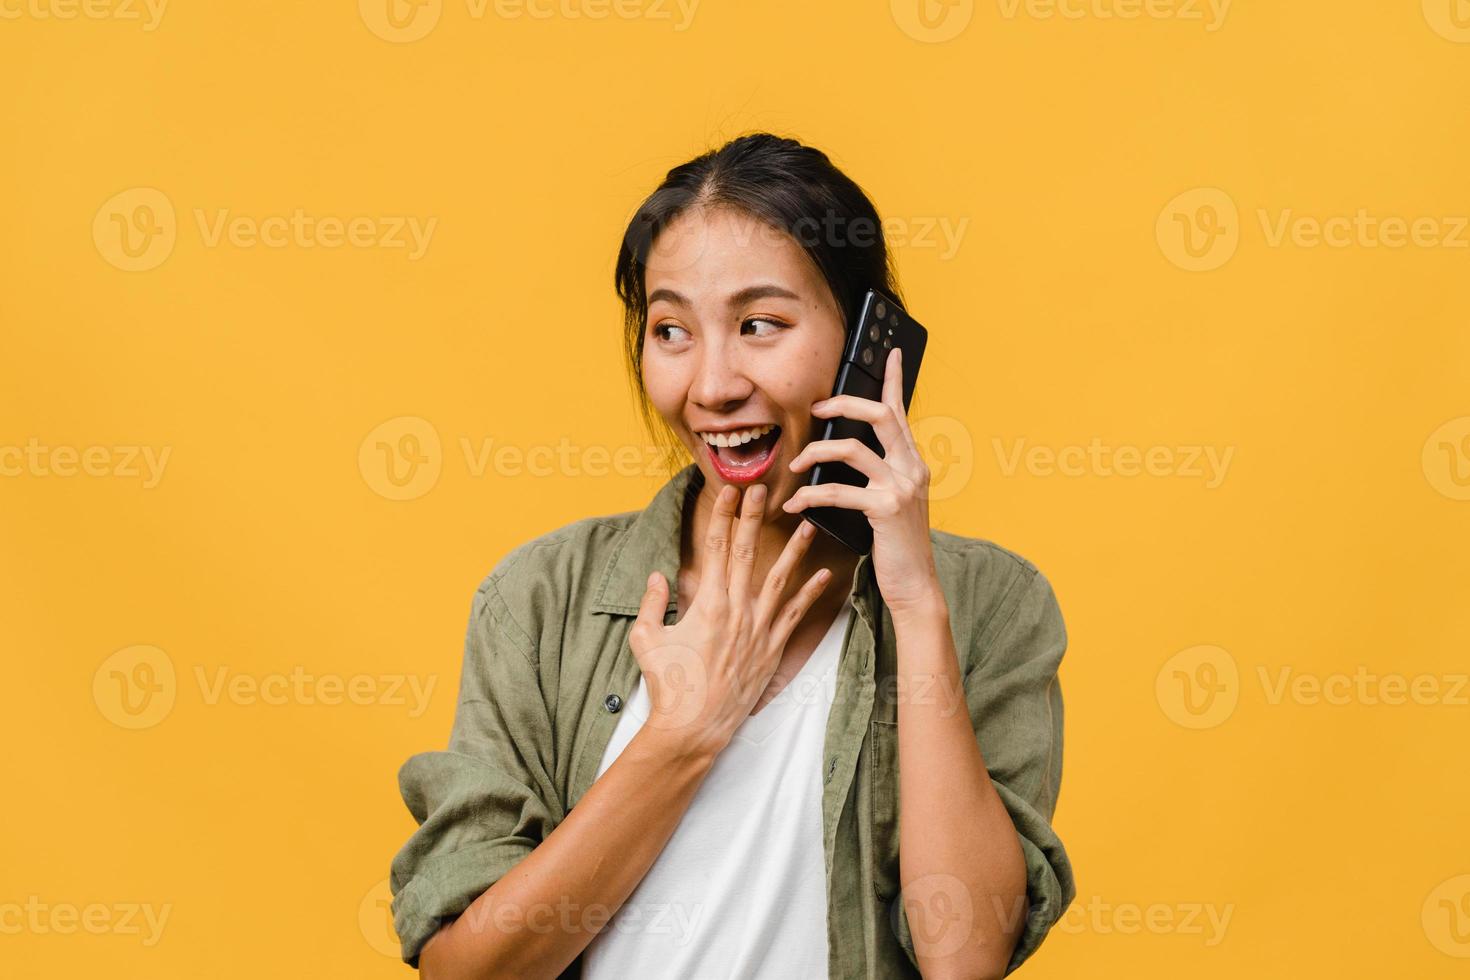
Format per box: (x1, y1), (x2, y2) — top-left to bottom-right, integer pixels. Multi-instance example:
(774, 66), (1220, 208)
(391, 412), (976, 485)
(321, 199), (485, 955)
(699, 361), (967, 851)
(614, 132), (904, 471)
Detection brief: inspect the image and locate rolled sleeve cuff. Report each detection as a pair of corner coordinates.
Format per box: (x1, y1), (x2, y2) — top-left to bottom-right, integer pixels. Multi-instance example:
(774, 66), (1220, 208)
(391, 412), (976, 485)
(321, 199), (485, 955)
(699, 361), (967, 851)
(1004, 832), (1074, 975)
(392, 838), (533, 968)
(891, 827), (1074, 976)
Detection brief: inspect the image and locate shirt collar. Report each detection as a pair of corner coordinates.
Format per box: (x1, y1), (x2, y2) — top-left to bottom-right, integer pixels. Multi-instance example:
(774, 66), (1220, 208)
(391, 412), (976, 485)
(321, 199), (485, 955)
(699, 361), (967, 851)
(590, 462), (881, 635)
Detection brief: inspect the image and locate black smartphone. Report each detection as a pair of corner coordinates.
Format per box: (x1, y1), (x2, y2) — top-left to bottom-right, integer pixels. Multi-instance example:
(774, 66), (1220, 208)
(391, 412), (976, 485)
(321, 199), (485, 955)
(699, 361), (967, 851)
(802, 289), (928, 555)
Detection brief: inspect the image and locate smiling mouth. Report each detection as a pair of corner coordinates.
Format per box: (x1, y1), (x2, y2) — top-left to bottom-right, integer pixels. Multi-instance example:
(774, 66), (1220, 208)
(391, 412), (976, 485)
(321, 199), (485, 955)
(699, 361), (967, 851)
(698, 424), (782, 483)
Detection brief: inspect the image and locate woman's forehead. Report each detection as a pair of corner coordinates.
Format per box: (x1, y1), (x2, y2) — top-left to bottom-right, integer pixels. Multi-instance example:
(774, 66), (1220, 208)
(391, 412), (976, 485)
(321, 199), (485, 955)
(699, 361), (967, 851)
(645, 207), (827, 302)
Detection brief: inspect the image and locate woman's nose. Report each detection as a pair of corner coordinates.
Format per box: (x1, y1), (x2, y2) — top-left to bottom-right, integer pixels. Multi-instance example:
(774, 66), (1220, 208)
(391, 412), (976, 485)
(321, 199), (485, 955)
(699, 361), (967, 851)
(689, 344), (753, 410)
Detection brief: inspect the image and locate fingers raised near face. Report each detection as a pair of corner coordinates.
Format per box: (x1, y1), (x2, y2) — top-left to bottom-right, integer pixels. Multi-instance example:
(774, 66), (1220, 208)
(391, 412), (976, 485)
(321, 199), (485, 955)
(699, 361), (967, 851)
(789, 436), (885, 483)
(772, 564), (833, 647)
(883, 347), (921, 458)
(698, 483), (739, 604)
(726, 483), (766, 601)
(628, 570), (669, 654)
(881, 345), (905, 412)
(811, 393), (908, 459)
(753, 517), (819, 629)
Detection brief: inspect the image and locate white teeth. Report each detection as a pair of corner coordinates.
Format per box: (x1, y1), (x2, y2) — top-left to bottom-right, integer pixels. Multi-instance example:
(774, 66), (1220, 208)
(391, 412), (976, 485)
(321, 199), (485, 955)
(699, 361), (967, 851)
(698, 423), (775, 448)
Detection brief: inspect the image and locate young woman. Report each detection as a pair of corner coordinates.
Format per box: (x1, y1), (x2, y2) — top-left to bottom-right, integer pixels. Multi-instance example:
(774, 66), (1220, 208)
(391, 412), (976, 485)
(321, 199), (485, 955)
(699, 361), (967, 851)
(390, 133), (1075, 979)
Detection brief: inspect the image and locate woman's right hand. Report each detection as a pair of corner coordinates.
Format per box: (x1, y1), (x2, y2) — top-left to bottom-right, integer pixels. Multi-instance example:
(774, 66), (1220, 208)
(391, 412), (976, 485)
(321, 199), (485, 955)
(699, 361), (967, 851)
(628, 482), (832, 760)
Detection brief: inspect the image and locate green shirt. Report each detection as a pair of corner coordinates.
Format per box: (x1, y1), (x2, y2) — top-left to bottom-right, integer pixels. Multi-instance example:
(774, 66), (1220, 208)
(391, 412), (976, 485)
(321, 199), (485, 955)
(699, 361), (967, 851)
(391, 463), (1075, 977)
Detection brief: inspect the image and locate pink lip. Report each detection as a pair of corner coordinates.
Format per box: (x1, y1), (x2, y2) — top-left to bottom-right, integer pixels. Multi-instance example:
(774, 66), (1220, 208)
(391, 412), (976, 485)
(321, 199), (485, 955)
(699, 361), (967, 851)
(705, 435), (780, 485)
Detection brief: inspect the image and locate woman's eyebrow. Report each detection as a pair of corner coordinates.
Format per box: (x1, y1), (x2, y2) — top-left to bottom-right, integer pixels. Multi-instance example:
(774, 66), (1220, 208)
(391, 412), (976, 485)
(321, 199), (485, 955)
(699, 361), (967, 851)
(647, 287), (687, 307)
(646, 284), (800, 308)
(727, 284), (800, 307)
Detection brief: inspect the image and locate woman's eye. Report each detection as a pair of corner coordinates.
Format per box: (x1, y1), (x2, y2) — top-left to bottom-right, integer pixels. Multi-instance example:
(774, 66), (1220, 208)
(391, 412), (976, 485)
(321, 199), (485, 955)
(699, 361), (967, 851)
(653, 323), (690, 342)
(742, 317), (787, 337)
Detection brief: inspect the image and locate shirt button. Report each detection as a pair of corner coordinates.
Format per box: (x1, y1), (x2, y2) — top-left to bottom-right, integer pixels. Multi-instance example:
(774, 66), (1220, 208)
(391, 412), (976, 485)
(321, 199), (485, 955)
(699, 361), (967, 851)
(604, 693), (623, 713)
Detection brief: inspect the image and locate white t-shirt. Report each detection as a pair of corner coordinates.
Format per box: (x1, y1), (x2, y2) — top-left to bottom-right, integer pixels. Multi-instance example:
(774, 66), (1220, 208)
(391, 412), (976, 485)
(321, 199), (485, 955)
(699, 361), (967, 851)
(582, 599), (854, 980)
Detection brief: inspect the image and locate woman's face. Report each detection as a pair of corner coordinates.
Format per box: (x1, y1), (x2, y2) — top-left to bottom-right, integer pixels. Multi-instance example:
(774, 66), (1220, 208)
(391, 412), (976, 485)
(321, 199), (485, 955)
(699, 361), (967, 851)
(640, 205), (847, 510)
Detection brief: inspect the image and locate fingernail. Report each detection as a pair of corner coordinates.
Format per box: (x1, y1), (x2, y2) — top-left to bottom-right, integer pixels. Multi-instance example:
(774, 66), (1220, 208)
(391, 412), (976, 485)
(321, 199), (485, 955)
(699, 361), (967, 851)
(817, 568), (831, 583)
(800, 521), (814, 537)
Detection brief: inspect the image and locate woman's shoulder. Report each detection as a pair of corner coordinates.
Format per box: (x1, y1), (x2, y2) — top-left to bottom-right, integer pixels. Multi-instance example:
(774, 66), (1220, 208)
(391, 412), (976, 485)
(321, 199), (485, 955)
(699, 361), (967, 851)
(475, 508), (640, 589)
(929, 526), (1042, 574)
(928, 526), (1047, 587)
(926, 528), (1064, 643)
(464, 508), (644, 652)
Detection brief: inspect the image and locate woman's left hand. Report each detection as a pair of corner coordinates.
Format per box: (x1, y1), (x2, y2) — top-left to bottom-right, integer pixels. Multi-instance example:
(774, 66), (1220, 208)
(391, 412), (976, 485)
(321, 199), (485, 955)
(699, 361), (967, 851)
(782, 347), (944, 620)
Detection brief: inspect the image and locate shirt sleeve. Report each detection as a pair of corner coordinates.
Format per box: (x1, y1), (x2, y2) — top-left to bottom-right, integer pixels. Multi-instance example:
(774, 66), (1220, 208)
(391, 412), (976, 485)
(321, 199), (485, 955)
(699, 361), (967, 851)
(894, 562), (1076, 975)
(389, 578), (564, 969)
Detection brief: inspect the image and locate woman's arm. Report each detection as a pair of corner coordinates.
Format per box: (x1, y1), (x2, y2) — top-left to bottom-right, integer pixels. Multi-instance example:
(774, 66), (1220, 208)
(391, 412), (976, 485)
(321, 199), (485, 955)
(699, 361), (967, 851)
(781, 348), (1066, 978)
(418, 725), (716, 980)
(891, 596), (1028, 980)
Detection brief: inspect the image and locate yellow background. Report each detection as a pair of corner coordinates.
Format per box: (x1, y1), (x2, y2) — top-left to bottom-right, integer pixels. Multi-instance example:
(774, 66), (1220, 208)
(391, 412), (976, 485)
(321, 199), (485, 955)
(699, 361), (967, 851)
(3, 0), (1469, 976)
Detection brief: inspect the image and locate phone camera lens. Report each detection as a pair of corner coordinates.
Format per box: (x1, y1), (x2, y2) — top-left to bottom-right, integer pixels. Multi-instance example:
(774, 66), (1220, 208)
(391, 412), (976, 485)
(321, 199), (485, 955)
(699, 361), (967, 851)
(867, 323), (880, 343)
(890, 314), (899, 328)
(861, 347), (875, 366)
(883, 337), (893, 350)
(875, 301), (887, 320)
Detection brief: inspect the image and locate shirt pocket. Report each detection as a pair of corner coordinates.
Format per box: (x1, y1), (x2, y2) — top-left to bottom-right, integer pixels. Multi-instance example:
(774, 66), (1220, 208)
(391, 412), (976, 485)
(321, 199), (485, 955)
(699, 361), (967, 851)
(869, 718), (901, 901)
